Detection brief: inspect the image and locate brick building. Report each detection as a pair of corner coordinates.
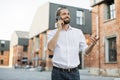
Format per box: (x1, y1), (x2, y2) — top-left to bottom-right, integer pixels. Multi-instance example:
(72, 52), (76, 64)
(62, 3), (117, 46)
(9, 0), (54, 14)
(28, 2), (92, 70)
(84, 0), (120, 77)
(0, 40), (10, 66)
(9, 31), (29, 67)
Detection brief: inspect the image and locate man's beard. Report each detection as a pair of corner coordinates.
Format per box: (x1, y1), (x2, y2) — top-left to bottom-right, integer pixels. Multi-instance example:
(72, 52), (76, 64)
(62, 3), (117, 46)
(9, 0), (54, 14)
(64, 19), (70, 24)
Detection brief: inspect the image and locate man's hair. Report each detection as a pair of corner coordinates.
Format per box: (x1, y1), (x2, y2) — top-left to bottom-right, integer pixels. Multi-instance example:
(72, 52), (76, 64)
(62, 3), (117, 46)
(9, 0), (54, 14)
(56, 7), (67, 17)
(56, 7), (67, 21)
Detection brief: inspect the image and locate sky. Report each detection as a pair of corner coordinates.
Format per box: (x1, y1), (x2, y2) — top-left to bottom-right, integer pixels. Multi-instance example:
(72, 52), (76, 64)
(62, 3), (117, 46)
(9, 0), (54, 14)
(0, 0), (91, 40)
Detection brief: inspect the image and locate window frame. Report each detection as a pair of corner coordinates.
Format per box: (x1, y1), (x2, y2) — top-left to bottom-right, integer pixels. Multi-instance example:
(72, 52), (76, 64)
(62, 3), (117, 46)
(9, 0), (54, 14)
(76, 10), (85, 25)
(104, 0), (115, 21)
(105, 35), (117, 63)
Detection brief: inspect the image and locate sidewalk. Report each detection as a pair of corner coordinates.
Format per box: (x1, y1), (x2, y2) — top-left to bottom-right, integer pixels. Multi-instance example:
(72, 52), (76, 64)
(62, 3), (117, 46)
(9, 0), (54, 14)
(79, 69), (115, 80)
(0, 66), (10, 68)
(0, 67), (118, 80)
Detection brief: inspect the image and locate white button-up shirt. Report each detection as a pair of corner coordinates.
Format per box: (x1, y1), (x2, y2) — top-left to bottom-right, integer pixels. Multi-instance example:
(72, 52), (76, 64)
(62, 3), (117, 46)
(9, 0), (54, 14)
(47, 26), (88, 68)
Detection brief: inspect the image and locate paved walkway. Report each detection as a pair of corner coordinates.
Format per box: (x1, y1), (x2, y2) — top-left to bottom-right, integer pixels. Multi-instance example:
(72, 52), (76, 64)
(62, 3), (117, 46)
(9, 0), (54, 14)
(0, 67), (116, 80)
(79, 69), (114, 80)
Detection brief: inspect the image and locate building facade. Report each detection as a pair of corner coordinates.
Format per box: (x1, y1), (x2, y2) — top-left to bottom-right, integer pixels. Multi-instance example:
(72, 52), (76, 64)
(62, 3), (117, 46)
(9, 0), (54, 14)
(85, 0), (120, 77)
(0, 40), (10, 66)
(9, 31), (29, 67)
(28, 2), (92, 70)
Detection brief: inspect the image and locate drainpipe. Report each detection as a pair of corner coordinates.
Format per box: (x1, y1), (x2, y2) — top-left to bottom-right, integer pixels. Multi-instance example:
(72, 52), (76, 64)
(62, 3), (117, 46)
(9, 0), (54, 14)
(93, 12), (100, 75)
(91, 5), (100, 75)
(96, 5), (101, 76)
(94, 11), (100, 75)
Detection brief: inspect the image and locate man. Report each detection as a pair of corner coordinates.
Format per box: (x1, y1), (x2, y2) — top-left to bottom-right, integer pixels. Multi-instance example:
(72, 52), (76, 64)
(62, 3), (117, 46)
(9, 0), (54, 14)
(47, 7), (99, 80)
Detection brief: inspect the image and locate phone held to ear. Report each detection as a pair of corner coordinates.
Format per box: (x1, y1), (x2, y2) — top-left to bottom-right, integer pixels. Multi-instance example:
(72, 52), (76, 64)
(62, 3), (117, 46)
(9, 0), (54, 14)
(57, 16), (62, 20)
(55, 16), (63, 28)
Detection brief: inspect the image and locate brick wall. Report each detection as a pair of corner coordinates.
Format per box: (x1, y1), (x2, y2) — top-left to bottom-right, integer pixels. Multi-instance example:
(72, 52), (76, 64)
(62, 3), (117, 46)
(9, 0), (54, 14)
(85, 0), (120, 76)
(0, 51), (9, 66)
(13, 45), (28, 66)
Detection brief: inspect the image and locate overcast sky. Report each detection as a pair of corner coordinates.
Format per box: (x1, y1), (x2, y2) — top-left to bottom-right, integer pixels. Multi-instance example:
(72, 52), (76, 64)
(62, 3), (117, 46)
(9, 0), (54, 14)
(0, 0), (91, 40)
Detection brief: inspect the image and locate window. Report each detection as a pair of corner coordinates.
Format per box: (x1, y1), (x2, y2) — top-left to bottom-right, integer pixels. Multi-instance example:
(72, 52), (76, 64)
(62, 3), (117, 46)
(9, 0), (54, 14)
(0, 51), (4, 55)
(49, 55), (53, 58)
(35, 36), (40, 51)
(42, 34), (47, 60)
(31, 38), (34, 54)
(0, 41), (5, 47)
(35, 53), (39, 67)
(0, 60), (3, 64)
(76, 11), (85, 25)
(23, 45), (28, 52)
(21, 57), (28, 63)
(105, 36), (117, 63)
(104, 0), (115, 20)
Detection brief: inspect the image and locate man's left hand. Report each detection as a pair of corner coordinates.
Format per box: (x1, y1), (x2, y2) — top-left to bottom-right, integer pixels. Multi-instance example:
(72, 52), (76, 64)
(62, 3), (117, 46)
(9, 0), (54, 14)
(90, 35), (99, 46)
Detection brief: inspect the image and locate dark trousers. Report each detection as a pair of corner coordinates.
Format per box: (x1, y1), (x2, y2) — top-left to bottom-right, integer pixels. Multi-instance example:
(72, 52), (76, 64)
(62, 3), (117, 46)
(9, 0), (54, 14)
(51, 67), (80, 80)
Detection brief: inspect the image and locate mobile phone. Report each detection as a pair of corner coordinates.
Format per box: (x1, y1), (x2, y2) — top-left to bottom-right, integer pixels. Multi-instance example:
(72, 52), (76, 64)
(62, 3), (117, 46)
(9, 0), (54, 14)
(57, 16), (62, 20)
(55, 16), (64, 28)
(56, 16), (62, 21)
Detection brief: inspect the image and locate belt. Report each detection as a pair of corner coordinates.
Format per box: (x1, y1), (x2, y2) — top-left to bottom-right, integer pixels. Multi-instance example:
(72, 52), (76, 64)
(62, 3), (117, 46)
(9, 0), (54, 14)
(53, 66), (78, 72)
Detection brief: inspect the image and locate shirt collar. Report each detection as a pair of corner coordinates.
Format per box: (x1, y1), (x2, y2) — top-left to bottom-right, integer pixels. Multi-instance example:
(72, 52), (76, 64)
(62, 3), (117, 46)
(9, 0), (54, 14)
(55, 23), (73, 30)
(68, 25), (73, 30)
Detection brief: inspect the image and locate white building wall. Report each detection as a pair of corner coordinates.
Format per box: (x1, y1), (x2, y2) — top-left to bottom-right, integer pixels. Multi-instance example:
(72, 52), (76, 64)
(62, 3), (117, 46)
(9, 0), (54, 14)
(9, 32), (18, 67)
(29, 2), (50, 38)
(91, 0), (104, 6)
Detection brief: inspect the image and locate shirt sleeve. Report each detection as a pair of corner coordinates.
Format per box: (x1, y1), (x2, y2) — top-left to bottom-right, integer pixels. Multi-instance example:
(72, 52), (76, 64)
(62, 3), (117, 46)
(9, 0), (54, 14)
(47, 31), (53, 44)
(79, 30), (88, 54)
(47, 29), (56, 44)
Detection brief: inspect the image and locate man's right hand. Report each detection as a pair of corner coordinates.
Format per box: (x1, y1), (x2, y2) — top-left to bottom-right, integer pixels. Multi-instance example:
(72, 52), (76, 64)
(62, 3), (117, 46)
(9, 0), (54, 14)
(57, 20), (64, 30)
